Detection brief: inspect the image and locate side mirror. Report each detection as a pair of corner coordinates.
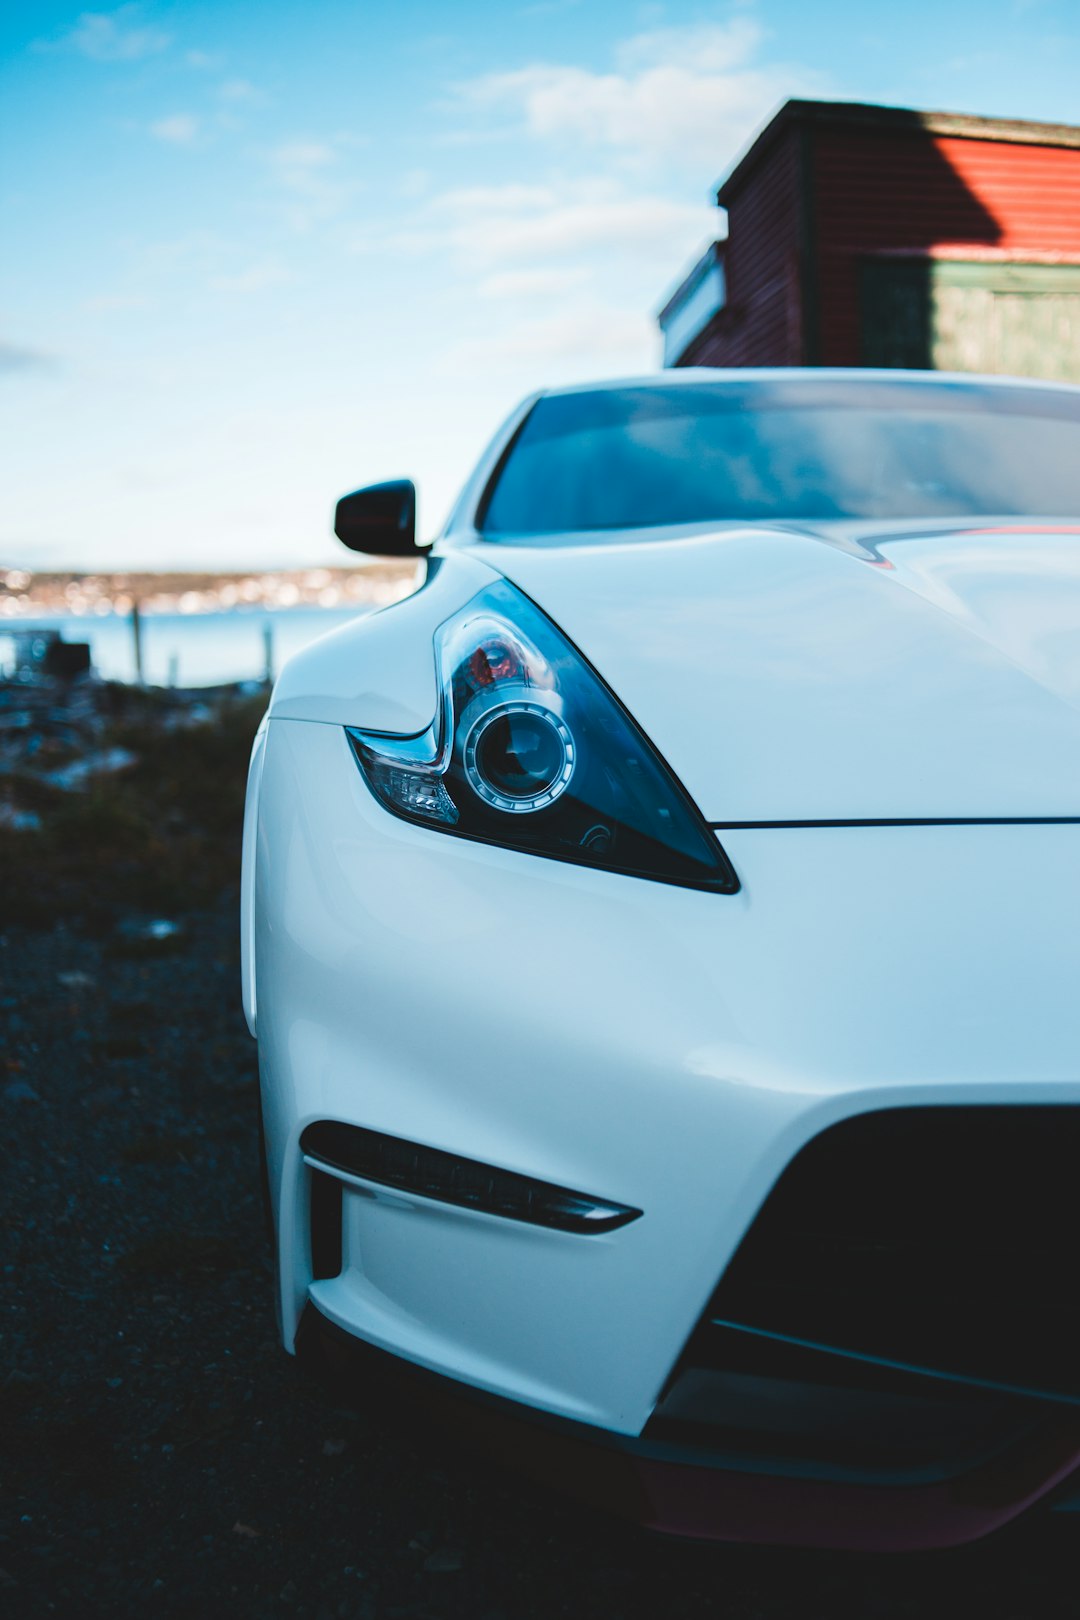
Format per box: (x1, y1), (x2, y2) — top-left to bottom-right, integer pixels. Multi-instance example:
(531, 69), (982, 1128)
(334, 479), (428, 556)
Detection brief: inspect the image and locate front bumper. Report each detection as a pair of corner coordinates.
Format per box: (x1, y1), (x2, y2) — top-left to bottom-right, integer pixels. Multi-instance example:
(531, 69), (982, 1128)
(252, 716), (1080, 1542)
(296, 1308), (1080, 1552)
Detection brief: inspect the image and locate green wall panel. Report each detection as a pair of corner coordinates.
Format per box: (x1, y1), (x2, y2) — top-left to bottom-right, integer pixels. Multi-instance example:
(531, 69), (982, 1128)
(860, 260), (1080, 381)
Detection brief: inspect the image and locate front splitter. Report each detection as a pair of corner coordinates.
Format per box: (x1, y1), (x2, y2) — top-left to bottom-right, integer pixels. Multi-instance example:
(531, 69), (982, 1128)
(294, 1305), (1080, 1552)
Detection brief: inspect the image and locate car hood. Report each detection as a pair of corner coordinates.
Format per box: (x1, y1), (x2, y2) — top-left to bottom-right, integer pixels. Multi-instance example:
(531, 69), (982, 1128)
(466, 522), (1080, 821)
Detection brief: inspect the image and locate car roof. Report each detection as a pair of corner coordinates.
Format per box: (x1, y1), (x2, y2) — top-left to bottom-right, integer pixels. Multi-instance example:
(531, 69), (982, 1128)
(539, 367), (1080, 400)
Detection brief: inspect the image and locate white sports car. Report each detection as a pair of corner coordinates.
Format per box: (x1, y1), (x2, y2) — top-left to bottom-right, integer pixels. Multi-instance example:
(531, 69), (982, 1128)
(242, 370), (1080, 1550)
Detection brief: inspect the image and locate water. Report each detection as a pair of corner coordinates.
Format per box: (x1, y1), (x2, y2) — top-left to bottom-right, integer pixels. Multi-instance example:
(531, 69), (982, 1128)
(0, 605), (370, 687)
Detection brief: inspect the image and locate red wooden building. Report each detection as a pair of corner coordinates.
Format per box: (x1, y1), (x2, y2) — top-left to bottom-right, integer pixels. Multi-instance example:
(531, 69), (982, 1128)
(658, 99), (1080, 380)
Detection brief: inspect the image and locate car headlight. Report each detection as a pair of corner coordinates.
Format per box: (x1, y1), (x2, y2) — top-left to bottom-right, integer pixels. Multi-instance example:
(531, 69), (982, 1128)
(347, 579), (738, 892)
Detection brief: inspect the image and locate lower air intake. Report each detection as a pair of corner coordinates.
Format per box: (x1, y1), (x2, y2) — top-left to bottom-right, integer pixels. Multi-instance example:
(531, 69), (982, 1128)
(708, 1105), (1080, 1401)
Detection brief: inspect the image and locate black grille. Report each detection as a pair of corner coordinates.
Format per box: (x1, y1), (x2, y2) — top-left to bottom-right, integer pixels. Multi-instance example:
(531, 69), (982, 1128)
(708, 1106), (1080, 1402)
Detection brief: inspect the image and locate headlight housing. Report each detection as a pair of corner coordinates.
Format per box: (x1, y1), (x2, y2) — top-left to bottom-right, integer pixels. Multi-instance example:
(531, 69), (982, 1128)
(347, 579), (738, 892)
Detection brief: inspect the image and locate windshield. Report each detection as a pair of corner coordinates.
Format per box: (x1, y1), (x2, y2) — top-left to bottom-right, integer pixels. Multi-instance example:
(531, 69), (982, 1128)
(478, 379), (1080, 537)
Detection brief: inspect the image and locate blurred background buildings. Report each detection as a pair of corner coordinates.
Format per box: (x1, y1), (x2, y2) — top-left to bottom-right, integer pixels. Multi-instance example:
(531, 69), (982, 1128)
(659, 99), (1080, 379)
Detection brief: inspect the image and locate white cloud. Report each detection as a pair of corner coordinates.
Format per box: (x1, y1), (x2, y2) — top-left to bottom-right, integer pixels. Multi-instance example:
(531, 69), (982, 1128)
(84, 233), (291, 309)
(82, 293), (151, 312)
(59, 6), (171, 63)
(455, 18), (826, 169)
(265, 140), (359, 228)
(379, 174), (710, 391)
(218, 78), (264, 105)
(209, 262), (296, 294)
(150, 114), (199, 145)
(127, 229), (237, 284)
(400, 167), (432, 199)
(429, 183), (556, 214)
(519, 0), (584, 16)
(439, 302), (654, 381)
(271, 140), (336, 170)
(186, 48), (224, 71)
(402, 181), (714, 272)
(476, 266), (589, 299)
(612, 18), (762, 75)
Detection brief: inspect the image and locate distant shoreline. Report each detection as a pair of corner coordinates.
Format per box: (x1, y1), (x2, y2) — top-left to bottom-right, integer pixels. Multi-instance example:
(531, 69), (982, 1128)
(0, 563), (418, 619)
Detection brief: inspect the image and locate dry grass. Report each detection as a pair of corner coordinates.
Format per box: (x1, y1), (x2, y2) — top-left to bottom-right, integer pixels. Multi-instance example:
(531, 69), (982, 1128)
(0, 685), (265, 931)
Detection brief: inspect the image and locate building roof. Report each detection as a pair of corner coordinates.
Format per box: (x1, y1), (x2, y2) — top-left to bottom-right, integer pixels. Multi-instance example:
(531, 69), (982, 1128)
(717, 99), (1080, 206)
(655, 241), (727, 364)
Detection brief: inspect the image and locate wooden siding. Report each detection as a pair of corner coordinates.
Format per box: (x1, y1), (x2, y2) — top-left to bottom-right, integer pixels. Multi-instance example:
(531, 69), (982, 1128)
(679, 126), (804, 367)
(861, 260), (1080, 380)
(938, 137), (1080, 256)
(814, 128), (1080, 365)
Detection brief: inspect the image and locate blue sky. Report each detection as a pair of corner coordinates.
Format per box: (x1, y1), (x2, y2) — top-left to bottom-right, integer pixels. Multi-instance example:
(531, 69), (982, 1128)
(4, 0), (1080, 570)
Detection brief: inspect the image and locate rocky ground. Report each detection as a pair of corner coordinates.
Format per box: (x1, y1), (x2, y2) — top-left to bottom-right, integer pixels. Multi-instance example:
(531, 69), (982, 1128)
(2, 679), (1079, 1618)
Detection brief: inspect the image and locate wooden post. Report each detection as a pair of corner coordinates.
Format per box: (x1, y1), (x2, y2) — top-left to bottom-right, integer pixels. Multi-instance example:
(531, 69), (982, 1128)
(131, 600), (144, 685)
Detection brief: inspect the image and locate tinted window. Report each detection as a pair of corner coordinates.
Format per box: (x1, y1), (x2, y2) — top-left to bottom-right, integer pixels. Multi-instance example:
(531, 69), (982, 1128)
(479, 380), (1080, 536)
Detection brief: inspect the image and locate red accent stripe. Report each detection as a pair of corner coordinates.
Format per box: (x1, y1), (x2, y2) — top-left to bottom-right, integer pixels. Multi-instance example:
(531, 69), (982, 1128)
(631, 1427), (1080, 1551)
(404, 1363), (1080, 1551)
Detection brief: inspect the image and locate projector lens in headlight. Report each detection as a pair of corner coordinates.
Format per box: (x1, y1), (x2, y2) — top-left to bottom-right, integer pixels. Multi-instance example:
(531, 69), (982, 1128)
(464, 700), (574, 813)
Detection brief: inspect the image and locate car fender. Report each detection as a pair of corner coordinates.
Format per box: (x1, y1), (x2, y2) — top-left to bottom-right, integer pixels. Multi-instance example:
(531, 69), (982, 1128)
(240, 711), (269, 1036)
(269, 552), (500, 732)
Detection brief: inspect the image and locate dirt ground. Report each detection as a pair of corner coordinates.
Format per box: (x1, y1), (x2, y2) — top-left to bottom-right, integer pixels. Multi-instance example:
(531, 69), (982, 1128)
(2, 683), (1078, 1618)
